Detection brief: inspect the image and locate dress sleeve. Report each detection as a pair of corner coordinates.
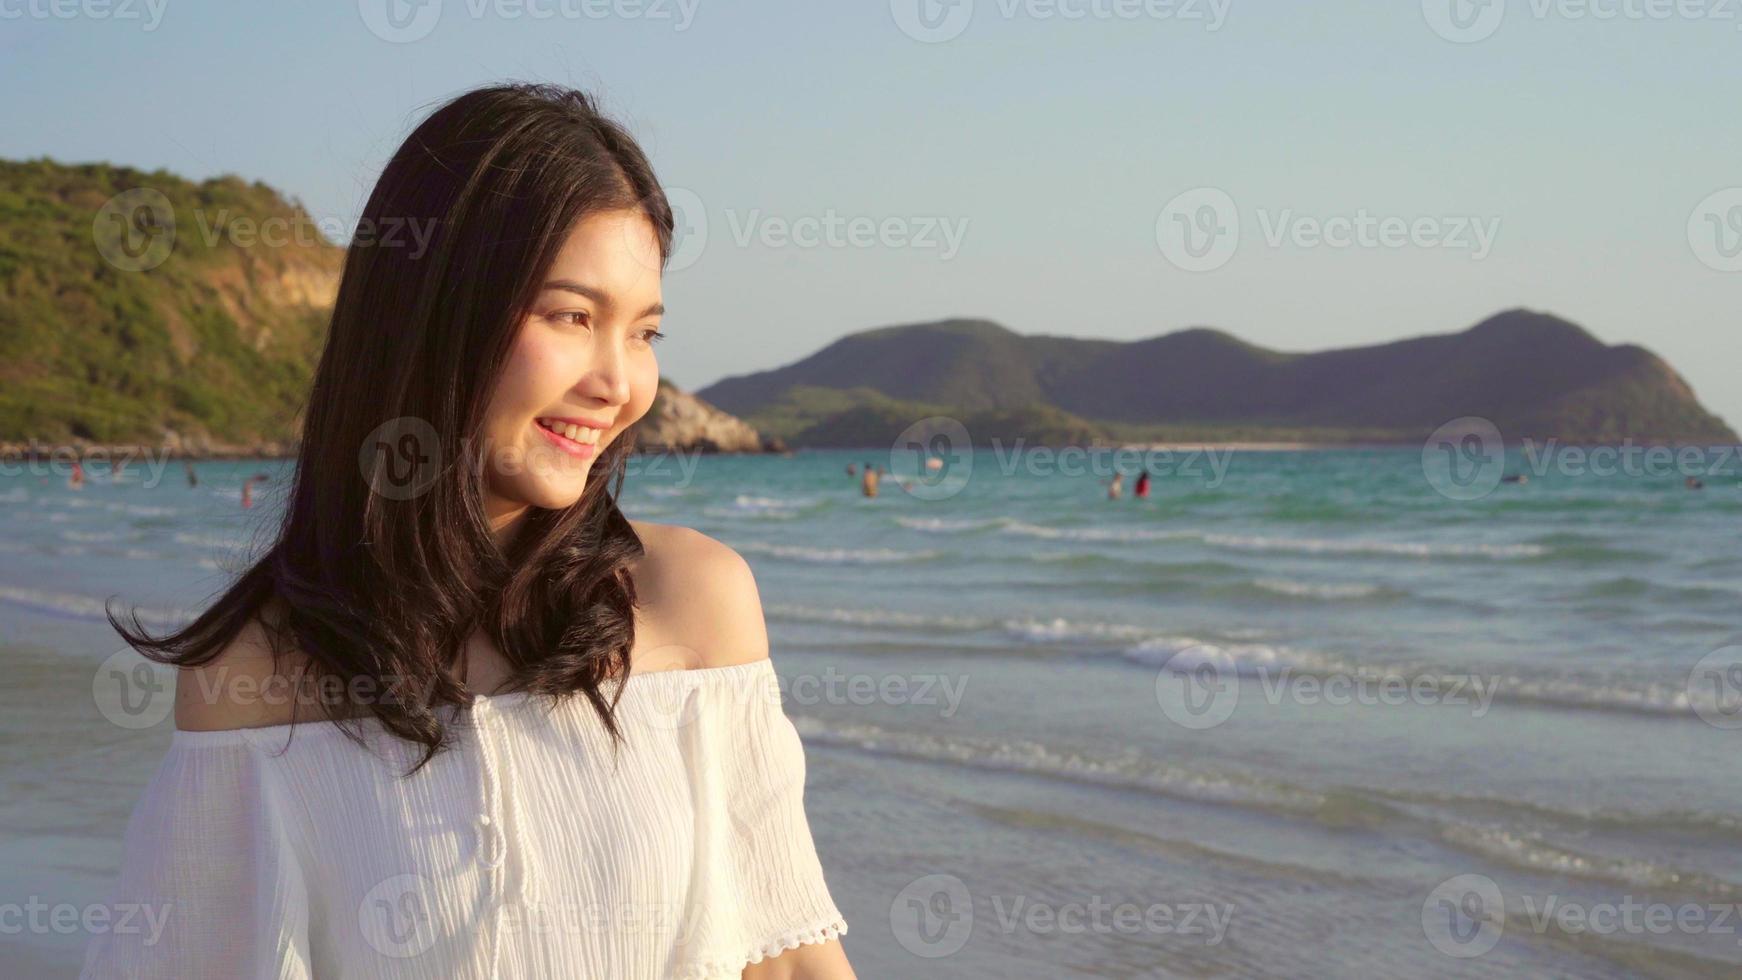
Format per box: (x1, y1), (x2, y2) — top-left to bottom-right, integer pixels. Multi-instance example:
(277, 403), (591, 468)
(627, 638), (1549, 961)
(80, 734), (312, 980)
(672, 665), (849, 979)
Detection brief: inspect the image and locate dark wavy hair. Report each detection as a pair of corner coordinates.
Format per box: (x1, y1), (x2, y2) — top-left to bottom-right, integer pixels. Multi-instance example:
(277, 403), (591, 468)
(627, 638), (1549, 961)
(110, 82), (674, 770)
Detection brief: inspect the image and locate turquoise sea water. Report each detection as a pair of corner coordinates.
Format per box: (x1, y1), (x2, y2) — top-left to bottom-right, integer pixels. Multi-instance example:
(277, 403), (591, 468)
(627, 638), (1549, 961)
(3, 448), (1740, 977)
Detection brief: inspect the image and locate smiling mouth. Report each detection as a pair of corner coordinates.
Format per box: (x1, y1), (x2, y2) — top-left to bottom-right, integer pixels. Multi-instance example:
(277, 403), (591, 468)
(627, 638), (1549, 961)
(535, 417), (605, 456)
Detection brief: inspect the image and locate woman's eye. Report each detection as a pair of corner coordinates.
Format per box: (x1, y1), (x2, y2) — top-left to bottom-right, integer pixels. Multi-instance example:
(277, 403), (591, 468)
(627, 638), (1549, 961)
(552, 311), (590, 327)
(640, 328), (666, 346)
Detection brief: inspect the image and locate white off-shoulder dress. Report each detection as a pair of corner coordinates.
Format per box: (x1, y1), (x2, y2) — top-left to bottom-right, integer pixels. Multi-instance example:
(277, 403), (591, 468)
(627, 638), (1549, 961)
(80, 658), (849, 980)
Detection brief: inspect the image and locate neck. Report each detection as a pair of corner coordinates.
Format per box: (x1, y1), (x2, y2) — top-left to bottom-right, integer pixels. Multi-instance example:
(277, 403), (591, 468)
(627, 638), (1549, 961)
(487, 497), (529, 551)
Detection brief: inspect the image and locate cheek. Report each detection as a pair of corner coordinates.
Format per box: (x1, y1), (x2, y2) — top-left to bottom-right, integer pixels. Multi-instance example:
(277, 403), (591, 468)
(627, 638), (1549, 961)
(625, 353), (659, 426)
(493, 330), (567, 426)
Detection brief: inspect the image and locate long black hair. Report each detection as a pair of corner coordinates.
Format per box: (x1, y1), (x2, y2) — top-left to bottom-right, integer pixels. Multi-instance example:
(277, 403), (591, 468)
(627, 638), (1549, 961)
(110, 83), (675, 770)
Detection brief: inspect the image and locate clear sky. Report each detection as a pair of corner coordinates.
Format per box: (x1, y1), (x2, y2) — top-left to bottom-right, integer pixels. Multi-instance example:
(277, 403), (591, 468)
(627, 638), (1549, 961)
(4, 0), (1738, 430)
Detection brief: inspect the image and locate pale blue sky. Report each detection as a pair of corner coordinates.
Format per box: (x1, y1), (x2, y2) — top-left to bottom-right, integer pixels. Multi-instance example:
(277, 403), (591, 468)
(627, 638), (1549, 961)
(4, 0), (1738, 429)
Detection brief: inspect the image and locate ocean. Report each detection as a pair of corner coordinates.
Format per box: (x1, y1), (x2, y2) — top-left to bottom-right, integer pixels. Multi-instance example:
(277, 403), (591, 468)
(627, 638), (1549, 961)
(3, 447), (1740, 978)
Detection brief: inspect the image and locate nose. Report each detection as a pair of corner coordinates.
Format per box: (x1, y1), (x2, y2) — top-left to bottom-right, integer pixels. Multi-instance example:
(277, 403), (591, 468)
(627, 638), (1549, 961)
(576, 331), (632, 407)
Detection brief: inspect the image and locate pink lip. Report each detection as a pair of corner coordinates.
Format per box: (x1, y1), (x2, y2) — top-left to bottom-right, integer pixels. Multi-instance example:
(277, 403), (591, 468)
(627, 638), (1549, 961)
(534, 419), (600, 459)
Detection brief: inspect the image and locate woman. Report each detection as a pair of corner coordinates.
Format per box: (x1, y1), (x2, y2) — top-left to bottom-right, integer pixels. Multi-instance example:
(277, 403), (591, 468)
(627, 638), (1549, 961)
(84, 83), (854, 979)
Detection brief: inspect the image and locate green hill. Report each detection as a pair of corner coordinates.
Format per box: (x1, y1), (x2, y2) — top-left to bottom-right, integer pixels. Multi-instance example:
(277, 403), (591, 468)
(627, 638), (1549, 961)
(698, 312), (1737, 447)
(0, 157), (340, 447)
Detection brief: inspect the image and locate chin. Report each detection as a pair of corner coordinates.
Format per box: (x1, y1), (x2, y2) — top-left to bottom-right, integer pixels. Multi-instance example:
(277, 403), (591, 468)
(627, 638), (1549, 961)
(521, 469), (593, 511)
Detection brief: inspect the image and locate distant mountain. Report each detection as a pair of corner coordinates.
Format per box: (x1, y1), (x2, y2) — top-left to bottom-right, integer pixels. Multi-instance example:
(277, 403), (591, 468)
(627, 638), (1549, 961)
(0, 158), (340, 449)
(0, 158), (776, 455)
(697, 312), (1737, 447)
(631, 379), (786, 453)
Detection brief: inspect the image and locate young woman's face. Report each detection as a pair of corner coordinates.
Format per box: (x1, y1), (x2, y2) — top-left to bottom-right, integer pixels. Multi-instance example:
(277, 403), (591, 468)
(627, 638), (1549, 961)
(480, 208), (664, 519)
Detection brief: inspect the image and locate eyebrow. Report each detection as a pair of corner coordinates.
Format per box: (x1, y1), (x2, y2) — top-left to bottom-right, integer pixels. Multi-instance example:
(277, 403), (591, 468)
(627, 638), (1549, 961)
(542, 279), (664, 320)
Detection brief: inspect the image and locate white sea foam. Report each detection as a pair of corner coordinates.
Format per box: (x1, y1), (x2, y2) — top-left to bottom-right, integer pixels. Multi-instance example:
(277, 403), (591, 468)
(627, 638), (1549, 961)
(0, 585), (186, 628)
(1252, 578), (1385, 600)
(735, 540), (936, 564)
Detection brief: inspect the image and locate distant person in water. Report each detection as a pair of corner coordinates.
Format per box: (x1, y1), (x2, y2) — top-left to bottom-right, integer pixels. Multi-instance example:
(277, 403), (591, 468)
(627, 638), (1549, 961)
(861, 464), (880, 498)
(1686, 476), (1705, 490)
(1502, 474), (1528, 484)
(1134, 471), (1151, 499)
(68, 459), (85, 489)
(184, 460), (198, 488)
(845, 462), (856, 477)
(1105, 473), (1123, 499)
(240, 474), (270, 509)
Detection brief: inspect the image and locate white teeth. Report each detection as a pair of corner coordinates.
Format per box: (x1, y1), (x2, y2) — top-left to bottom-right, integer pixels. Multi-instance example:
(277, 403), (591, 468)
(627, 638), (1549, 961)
(539, 419), (601, 446)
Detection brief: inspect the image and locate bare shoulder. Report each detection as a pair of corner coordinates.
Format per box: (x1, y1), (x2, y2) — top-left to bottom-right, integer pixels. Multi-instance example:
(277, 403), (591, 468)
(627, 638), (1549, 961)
(174, 604), (320, 732)
(627, 520), (770, 669)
